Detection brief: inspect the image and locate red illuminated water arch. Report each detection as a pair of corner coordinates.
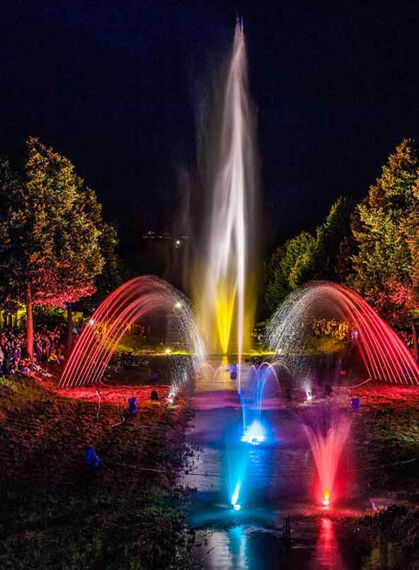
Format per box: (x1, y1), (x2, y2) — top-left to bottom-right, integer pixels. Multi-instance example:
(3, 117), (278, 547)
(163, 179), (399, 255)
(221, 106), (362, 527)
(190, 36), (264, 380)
(326, 283), (418, 385)
(273, 282), (419, 385)
(59, 276), (203, 389)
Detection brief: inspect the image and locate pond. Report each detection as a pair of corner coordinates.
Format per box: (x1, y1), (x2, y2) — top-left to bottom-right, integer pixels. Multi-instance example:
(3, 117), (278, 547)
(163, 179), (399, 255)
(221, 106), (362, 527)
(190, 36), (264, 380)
(180, 364), (402, 569)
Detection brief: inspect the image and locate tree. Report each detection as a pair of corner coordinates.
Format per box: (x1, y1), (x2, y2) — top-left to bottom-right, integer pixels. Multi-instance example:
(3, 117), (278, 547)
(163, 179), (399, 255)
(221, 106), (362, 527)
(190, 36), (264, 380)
(74, 221), (125, 315)
(0, 160), (24, 326)
(264, 231), (316, 313)
(0, 138), (107, 360)
(264, 197), (353, 315)
(305, 196), (353, 282)
(348, 139), (419, 360)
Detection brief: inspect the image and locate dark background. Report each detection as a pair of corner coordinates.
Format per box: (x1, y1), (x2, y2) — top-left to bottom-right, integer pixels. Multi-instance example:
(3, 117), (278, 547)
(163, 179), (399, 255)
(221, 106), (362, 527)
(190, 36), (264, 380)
(1, 1), (418, 264)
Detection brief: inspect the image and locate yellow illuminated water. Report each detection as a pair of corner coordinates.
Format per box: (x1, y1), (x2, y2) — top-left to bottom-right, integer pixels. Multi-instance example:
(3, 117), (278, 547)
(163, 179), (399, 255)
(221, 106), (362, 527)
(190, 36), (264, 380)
(194, 23), (258, 357)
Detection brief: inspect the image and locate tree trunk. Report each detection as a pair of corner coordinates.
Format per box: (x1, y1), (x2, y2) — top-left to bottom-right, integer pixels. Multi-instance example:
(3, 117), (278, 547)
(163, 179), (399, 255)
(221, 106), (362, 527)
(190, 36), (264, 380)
(412, 323), (418, 364)
(66, 304), (73, 356)
(26, 284), (34, 363)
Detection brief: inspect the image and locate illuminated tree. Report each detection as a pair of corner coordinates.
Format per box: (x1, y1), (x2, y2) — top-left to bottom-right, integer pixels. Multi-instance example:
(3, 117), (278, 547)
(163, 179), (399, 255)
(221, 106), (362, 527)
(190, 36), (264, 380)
(0, 160), (24, 322)
(348, 139), (419, 360)
(264, 231), (316, 313)
(74, 221), (125, 314)
(0, 138), (107, 360)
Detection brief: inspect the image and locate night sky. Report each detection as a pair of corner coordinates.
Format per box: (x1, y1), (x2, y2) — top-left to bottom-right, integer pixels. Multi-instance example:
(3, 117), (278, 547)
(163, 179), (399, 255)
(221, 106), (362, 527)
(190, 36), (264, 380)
(1, 1), (418, 257)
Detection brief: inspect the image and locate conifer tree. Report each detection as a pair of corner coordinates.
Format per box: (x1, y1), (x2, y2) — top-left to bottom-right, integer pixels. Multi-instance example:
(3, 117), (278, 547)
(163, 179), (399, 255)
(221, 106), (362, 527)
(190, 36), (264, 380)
(307, 196), (353, 281)
(264, 231), (316, 312)
(264, 197), (352, 314)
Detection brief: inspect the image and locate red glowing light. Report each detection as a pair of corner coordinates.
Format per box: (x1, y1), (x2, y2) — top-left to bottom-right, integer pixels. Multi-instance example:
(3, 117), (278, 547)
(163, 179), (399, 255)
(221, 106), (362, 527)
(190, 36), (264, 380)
(303, 410), (351, 508)
(316, 517), (343, 569)
(59, 276), (200, 388)
(330, 283), (419, 385)
(298, 283), (419, 385)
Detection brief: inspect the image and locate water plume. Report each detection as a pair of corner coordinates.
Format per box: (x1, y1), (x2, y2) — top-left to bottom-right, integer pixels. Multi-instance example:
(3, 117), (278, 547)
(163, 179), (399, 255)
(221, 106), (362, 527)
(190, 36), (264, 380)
(195, 21), (259, 368)
(301, 407), (352, 506)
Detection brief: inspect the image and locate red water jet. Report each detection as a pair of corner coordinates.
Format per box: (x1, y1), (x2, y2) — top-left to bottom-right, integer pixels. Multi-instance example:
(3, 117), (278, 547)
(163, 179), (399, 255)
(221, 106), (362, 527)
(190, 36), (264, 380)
(268, 282), (419, 385)
(302, 408), (352, 506)
(59, 276), (203, 388)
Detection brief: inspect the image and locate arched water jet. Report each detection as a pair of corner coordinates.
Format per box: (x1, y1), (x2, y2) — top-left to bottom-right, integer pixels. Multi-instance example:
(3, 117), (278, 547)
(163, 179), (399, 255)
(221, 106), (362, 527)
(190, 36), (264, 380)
(238, 361), (286, 443)
(266, 281), (419, 385)
(60, 276), (205, 389)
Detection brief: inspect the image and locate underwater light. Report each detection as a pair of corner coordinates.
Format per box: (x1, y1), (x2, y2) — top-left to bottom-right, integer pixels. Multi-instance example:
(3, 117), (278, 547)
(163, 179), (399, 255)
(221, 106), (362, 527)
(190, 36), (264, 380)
(322, 490), (330, 507)
(231, 481), (242, 509)
(167, 387), (178, 405)
(165, 348), (172, 355)
(241, 420), (266, 445)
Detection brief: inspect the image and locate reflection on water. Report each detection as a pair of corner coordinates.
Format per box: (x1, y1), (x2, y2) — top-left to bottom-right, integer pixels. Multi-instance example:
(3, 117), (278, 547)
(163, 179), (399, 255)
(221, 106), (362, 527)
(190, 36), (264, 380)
(192, 526), (288, 570)
(191, 521), (353, 570)
(316, 517), (344, 570)
(181, 364), (401, 569)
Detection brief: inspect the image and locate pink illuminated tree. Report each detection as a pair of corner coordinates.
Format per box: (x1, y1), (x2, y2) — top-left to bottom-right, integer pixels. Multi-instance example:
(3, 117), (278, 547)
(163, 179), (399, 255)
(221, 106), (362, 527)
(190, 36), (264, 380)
(349, 139), (419, 361)
(0, 138), (109, 360)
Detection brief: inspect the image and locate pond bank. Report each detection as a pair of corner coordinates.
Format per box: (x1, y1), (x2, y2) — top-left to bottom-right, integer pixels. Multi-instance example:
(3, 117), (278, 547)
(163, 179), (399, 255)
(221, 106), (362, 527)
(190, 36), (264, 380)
(0, 375), (192, 569)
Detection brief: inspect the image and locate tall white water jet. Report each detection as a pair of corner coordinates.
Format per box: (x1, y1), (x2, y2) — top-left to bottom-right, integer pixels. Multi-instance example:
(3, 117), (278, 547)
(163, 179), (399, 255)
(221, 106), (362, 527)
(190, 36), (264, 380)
(195, 22), (259, 368)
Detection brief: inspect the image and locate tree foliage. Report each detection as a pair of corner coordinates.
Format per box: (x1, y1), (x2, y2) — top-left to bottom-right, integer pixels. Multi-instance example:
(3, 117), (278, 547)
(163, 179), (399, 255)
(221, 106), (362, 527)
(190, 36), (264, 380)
(264, 231), (316, 313)
(306, 196), (352, 282)
(0, 138), (113, 356)
(75, 221), (125, 314)
(264, 196), (352, 314)
(348, 139), (419, 329)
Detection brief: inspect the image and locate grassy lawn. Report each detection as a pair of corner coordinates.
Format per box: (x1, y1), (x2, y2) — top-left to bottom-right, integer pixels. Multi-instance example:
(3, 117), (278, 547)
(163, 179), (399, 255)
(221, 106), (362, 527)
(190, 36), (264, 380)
(0, 376), (191, 569)
(350, 383), (419, 566)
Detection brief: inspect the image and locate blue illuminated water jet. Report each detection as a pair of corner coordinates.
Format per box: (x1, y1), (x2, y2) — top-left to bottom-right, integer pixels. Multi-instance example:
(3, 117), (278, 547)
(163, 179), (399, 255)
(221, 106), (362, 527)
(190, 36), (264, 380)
(241, 419), (266, 445)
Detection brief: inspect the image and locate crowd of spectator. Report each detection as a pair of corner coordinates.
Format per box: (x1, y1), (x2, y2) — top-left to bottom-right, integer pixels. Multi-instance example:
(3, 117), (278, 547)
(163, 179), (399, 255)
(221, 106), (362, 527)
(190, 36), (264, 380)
(0, 325), (66, 375)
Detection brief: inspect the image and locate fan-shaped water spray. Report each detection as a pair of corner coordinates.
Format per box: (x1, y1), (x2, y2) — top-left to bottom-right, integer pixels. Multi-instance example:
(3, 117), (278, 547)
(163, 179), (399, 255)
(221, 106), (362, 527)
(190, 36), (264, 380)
(60, 276), (205, 388)
(266, 281), (419, 385)
(301, 407), (352, 506)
